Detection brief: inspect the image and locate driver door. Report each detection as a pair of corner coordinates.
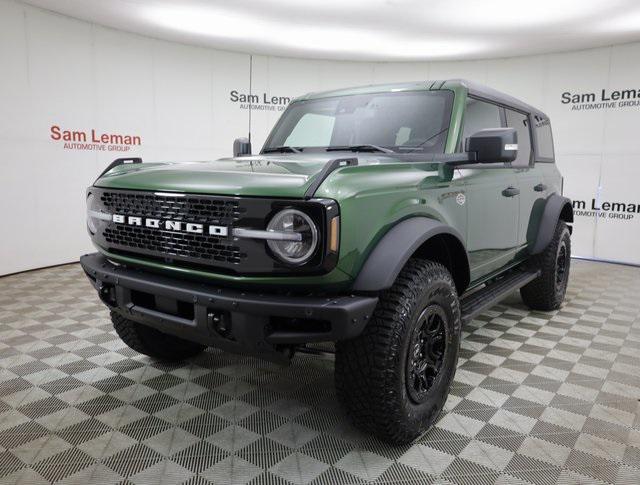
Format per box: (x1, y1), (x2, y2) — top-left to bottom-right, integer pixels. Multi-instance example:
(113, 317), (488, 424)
(457, 97), (520, 283)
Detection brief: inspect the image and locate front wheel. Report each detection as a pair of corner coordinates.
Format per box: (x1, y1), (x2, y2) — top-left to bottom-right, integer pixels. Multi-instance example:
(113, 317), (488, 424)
(335, 259), (461, 444)
(521, 220), (571, 311)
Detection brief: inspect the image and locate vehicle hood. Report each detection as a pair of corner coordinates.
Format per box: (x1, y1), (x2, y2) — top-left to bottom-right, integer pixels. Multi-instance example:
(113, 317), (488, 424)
(94, 153), (434, 198)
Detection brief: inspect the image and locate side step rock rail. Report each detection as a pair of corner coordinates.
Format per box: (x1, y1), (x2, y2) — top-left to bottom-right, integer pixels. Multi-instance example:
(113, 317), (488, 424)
(460, 269), (541, 324)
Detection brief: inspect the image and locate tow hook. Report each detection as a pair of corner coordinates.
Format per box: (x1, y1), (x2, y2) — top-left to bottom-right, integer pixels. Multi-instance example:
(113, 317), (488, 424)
(207, 311), (231, 339)
(97, 283), (116, 307)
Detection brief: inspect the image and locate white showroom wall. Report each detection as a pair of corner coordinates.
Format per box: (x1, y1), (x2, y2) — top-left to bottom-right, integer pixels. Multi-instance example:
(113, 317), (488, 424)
(1, 0), (639, 275)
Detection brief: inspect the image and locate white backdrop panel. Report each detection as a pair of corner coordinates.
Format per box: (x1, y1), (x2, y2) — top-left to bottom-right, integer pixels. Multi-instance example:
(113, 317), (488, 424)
(558, 155), (602, 260)
(543, 47), (611, 157)
(603, 43), (640, 155)
(210, 49), (251, 158)
(372, 62), (428, 84)
(1, 0), (639, 274)
(594, 155), (639, 264)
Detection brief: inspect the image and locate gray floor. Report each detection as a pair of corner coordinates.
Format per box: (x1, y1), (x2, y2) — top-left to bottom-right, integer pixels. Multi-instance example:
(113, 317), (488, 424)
(0, 259), (639, 485)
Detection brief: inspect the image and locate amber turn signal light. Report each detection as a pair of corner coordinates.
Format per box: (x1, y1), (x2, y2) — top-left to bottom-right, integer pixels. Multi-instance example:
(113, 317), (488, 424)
(329, 216), (340, 253)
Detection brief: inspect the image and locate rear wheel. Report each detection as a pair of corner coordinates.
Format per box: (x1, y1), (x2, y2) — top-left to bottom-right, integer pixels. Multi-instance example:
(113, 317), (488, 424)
(335, 259), (461, 444)
(521, 220), (571, 311)
(111, 312), (206, 361)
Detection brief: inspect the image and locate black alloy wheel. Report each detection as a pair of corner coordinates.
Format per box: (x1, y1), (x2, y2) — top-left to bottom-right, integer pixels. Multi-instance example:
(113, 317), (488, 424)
(406, 304), (447, 404)
(556, 241), (568, 287)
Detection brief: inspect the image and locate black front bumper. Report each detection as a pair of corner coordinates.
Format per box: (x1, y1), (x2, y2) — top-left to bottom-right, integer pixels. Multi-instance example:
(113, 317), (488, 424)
(80, 253), (378, 361)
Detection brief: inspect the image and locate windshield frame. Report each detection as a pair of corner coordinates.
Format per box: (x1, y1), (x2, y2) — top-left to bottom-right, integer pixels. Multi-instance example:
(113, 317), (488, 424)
(261, 89), (455, 155)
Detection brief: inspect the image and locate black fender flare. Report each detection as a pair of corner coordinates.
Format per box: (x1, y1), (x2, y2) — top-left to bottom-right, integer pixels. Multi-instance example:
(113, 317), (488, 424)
(352, 217), (469, 293)
(531, 194), (573, 254)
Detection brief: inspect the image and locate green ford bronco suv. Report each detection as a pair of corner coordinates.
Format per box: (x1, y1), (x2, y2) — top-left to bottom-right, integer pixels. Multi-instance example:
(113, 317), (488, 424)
(81, 79), (573, 444)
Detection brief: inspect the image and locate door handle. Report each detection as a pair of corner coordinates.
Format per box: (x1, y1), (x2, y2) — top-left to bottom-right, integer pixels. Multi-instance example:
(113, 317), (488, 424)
(502, 186), (520, 197)
(534, 183), (547, 192)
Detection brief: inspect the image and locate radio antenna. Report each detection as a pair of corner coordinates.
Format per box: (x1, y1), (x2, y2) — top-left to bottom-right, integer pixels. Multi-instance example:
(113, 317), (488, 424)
(248, 55), (252, 143)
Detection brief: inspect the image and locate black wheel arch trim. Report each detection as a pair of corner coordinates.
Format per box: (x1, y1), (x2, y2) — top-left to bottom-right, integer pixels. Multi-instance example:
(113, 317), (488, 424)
(531, 194), (573, 255)
(352, 217), (470, 293)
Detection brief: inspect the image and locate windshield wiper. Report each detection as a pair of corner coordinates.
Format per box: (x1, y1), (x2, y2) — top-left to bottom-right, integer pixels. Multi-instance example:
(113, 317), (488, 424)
(398, 128), (449, 153)
(326, 144), (395, 154)
(263, 146), (302, 154)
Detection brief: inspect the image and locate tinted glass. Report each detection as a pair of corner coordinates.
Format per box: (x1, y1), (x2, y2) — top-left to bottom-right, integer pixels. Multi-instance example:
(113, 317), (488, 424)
(535, 118), (554, 160)
(264, 91), (454, 154)
(285, 113), (335, 147)
(462, 98), (502, 142)
(505, 109), (532, 167)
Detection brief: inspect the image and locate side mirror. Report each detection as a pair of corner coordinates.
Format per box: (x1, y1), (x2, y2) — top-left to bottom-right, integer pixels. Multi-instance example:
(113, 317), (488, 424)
(233, 137), (252, 157)
(466, 128), (517, 163)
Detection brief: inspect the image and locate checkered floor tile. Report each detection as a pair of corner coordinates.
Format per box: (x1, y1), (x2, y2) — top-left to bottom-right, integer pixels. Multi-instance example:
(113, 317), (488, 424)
(0, 259), (639, 484)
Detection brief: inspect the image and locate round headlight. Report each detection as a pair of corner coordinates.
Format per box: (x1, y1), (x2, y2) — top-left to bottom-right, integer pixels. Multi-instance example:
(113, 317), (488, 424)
(86, 193), (97, 234)
(266, 209), (318, 265)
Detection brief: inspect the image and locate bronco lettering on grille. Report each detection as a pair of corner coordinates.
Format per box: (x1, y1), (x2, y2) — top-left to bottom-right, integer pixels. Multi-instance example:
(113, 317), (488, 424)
(113, 214), (229, 236)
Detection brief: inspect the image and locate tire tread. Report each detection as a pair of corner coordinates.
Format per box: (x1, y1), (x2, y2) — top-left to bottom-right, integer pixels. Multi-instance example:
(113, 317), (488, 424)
(520, 220), (571, 311)
(335, 259), (460, 444)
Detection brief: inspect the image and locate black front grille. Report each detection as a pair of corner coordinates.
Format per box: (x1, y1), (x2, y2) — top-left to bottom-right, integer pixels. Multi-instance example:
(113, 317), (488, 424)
(103, 225), (243, 264)
(96, 190), (248, 267)
(100, 191), (244, 224)
(89, 187), (334, 275)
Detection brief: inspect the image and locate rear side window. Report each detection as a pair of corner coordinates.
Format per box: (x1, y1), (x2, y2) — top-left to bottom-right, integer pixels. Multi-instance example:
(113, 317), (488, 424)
(505, 109), (532, 167)
(462, 98), (503, 142)
(534, 116), (554, 161)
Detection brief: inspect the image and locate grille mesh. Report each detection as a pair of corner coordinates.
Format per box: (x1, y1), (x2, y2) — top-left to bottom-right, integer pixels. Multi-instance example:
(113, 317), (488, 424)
(103, 226), (243, 264)
(99, 191), (245, 265)
(100, 191), (243, 224)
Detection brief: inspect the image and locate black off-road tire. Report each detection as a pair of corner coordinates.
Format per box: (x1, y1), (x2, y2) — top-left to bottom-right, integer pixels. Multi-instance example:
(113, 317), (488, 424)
(520, 220), (571, 311)
(335, 259), (461, 445)
(111, 312), (206, 361)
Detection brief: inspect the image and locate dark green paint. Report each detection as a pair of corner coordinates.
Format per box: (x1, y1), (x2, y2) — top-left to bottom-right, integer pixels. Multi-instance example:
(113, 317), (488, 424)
(92, 80), (563, 292)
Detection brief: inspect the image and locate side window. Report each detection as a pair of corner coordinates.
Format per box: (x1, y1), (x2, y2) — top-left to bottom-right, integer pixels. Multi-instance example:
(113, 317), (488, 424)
(534, 117), (554, 161)
(505, 109), (532, 167)
(284, 113), (335, 147)
(462, 97), (503, 143)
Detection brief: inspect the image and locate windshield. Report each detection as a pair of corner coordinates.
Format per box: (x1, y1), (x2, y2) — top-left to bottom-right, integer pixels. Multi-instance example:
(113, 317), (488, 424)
(263, 90), (454, 154)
